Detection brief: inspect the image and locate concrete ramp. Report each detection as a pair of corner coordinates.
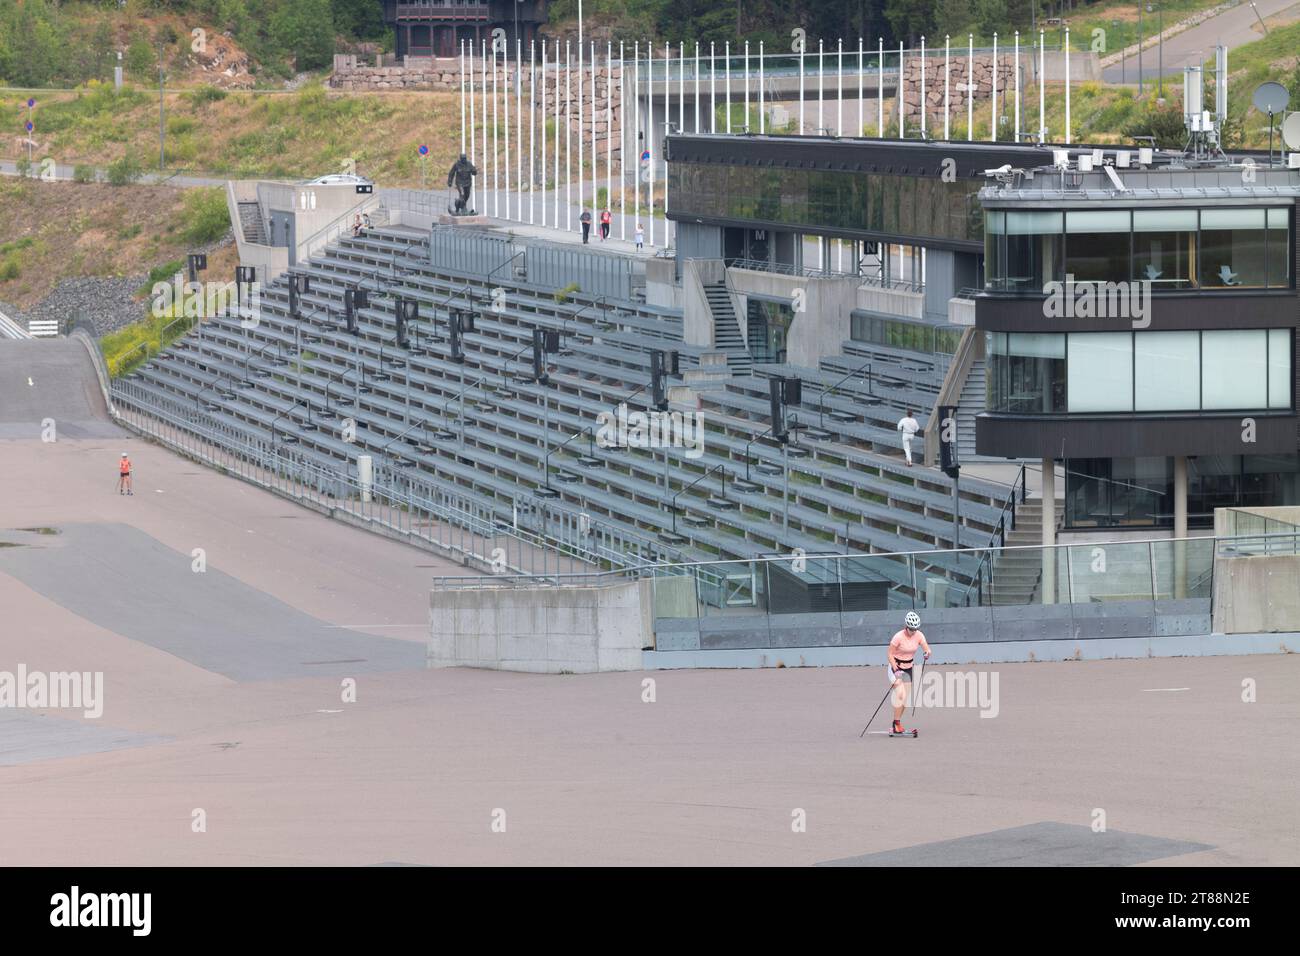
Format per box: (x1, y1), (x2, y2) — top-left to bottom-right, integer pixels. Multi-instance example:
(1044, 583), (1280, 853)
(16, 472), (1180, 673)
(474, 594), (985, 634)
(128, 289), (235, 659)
(0, 338), (118, 438)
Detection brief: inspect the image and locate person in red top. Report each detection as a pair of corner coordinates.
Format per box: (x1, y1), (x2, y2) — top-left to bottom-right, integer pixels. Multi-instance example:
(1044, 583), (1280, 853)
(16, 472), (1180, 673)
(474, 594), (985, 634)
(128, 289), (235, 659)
(117, 452), (133, 496)
(599, 207), (612, 241)
(887, 611), (931, 734)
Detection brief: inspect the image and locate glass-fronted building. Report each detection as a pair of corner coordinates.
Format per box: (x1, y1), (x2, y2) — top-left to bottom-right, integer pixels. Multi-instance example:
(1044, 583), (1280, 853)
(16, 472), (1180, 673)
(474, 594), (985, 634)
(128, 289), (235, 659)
(975, 159), (1300, 530)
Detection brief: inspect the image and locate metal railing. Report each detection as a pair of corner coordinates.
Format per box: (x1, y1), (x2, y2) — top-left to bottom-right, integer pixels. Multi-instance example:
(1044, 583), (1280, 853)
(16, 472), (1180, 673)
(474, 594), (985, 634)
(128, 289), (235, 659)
(111, 378), (686, 576)
(432, 532), (1227, 622)
(963, 463), (1028, 605)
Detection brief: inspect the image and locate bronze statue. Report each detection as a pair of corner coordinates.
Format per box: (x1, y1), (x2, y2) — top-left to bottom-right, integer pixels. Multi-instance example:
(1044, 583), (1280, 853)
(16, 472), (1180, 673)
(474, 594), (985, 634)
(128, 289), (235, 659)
(447, 153), (478, 216)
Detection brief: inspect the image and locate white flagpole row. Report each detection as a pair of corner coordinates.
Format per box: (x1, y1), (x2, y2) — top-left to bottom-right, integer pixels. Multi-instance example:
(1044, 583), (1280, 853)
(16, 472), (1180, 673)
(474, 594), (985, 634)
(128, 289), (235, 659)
(743, 41), (749, 128)
(858, 37), (864, 137)
(565, 40), (572, 232)
(967, 35), (973, 141)
(818, 39), (823, 132)
(759, 40), (765, 133)
(877, 38), (883, 136)
(837, 38), (843, 137)
(529, 40), (535, 224)
(897, 40), (903, 138)
(710, 42), (716, 134)
(607, 40), (614, 231)
(991, 32), (998, 143)
(482, 41), (488, 213)
(944, 36), (950, 141)
(1014, 32), (1021, 144)
(920, 36), (926, 138)
(1039, 31), (1046, 143)
(633, 41), (640, 242)
(725, 41), (731, 134)
(493, 42), (499, 217)
(694, 41), (700, 133)
(517, 38), (523, 221)
(466, 40), (475, 212)
(1064, 27), (1072, 144)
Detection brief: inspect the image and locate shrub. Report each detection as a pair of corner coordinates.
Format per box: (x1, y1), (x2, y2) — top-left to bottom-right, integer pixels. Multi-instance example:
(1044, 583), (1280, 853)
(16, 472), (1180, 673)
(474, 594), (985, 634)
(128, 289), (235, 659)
(187, 86), (229, 107)
(181, 187), (231, 244)
(73, 163), (96, 184)
(107, 154), (143, 186)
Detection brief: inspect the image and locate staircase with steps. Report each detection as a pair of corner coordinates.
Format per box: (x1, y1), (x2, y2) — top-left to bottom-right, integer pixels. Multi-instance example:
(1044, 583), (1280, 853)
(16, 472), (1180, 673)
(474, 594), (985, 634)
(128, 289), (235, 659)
(985, 500), (1060, 606)
(702, 282), (752, 374)
(956, 358), (984, 461)
(237, 201), (269, 245)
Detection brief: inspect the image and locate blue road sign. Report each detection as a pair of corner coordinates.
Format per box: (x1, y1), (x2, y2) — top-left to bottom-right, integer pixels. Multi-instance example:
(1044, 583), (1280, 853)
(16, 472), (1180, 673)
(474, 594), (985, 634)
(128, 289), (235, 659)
(418, 144), (429, 155)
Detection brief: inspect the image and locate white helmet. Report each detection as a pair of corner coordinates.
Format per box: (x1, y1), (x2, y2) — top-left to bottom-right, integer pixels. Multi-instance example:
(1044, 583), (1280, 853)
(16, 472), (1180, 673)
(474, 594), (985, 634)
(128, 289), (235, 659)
(904, 611), (921, 630)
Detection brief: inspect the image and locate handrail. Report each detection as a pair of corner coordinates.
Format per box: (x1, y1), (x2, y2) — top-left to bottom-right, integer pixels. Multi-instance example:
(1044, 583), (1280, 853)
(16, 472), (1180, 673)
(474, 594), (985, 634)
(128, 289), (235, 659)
(298, 193), (386, 262)
(430, 529), (1240, 591)
(925, 325), (981, 466)
(962, 462), (1027, 605)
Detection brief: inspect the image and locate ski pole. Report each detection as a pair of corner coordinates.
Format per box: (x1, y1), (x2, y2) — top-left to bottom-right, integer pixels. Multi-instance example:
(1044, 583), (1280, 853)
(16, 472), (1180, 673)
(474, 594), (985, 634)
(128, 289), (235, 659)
(860, 680), (896, 738)
(911, 656), (928, 719)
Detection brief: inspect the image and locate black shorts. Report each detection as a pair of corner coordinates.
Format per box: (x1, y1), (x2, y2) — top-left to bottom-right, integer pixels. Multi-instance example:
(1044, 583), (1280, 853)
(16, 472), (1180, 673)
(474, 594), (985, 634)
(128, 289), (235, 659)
(893, 663), (914, 682)
(119, 471), (130, 478)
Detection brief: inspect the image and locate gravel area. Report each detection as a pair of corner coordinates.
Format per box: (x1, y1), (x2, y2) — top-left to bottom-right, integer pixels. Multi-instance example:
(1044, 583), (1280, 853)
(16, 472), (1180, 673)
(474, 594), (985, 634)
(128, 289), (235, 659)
(4, 232), (235, 337)
(10, 275), (150, 337)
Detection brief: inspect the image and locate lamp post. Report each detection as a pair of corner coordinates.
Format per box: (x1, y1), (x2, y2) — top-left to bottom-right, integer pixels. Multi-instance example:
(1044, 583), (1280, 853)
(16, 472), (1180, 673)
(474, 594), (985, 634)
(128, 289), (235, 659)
(1113, 20), (1123, 85)
(1138, 2), (1144, 96)
(670, 464), (729, 537)
(1152, 2), (1163, 99)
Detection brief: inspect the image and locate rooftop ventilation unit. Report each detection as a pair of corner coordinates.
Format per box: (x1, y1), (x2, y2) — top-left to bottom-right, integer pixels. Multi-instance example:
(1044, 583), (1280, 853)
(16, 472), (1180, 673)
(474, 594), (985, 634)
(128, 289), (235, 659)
(1077, 154), (1094, 172)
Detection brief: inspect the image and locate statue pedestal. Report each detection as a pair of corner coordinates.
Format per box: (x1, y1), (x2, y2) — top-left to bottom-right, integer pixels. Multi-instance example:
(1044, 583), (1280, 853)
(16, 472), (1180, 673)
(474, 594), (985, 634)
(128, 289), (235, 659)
(438, 214), (490, 226)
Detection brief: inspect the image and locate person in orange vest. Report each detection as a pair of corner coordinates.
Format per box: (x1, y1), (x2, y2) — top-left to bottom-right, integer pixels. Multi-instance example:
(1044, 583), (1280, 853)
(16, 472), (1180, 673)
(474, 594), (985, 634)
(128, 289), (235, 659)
(118, 452), (133, 496)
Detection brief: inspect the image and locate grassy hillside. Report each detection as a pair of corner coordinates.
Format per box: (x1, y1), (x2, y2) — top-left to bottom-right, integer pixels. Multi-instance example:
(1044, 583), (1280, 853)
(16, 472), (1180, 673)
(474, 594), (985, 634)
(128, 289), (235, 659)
(0, 178), (235, 310)
(5, 83), (464, 186)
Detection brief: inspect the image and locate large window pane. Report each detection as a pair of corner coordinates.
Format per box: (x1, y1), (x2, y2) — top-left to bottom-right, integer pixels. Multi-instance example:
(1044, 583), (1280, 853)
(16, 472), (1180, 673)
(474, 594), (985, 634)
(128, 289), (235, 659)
(987, 332), (1066, 413)
(1267, 207), (1291, 288)
(1068, 332), (1133, 412)
(1269, 328), (1292, 410)
(1065, 210), (1131, 282)
(1110, 457), (1174, 527)
(1133, 209), (1197, 289)
(984, 210), (1005, 290)
(1134, 331), (1200, 411)
(1005, 211), (1063, 292)
(1202, 329), (1267, 409)
(1200, 209), (1268, 288)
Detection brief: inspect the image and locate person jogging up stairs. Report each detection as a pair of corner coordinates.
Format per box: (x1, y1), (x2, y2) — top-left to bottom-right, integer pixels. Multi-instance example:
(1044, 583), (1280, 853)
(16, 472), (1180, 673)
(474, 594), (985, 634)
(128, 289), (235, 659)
(887, 611), (931, 734)
(117, 452), (133, 496)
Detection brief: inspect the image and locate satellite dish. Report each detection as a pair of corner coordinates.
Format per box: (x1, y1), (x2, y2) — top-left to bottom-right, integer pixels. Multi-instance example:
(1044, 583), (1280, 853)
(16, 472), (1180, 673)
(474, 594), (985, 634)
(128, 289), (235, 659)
(1252, 81), (1289, 115)
(1282, 112), (1300, 151)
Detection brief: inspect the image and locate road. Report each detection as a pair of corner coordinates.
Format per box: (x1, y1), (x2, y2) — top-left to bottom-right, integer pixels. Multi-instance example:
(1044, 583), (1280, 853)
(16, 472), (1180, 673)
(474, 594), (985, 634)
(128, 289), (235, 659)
(1102, 0), (1300, 84)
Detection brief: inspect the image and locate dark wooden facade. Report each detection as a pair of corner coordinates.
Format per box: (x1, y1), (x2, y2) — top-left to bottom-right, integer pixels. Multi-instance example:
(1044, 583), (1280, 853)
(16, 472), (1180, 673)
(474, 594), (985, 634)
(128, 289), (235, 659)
(381, 1), (548, 58)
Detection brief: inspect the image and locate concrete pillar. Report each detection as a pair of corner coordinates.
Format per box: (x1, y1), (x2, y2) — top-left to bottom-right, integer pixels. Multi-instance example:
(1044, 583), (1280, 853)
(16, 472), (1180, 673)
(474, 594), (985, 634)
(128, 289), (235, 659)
(358, 454), (373, 503)
(1041, 457), (1056, 604)
(1174, 455), (1188, 599)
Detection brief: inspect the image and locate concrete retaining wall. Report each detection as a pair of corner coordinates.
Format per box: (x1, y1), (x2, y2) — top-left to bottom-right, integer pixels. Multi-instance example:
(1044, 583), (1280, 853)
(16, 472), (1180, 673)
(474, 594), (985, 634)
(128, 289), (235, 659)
(429, 580), (652, 672)
(1212, 555), (1300, 634)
